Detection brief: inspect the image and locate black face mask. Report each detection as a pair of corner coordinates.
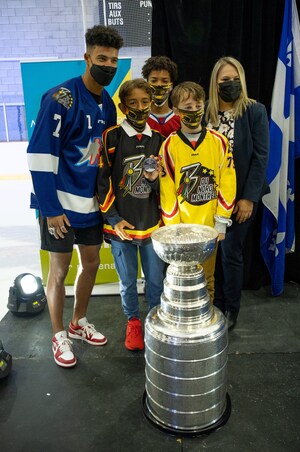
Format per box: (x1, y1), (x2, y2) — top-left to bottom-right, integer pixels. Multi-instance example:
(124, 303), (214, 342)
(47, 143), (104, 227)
(90, 64), (117, 86)
(218, 80), (242, 103)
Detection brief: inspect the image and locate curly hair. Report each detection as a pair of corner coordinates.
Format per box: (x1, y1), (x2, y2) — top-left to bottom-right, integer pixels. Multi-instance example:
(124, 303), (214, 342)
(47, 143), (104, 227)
(171, 81), (205, 108)
(85, 25), (123, 50)
(119, 78), (152, 105)
(141, 56), (178, 83)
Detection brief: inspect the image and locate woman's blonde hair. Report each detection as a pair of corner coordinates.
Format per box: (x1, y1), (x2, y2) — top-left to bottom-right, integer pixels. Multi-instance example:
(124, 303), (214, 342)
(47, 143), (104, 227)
(205, 56), (255, 125)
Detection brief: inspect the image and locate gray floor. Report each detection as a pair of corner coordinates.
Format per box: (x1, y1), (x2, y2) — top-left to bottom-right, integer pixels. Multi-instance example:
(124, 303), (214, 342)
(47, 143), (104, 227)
(0, 283), (299, 452)
(0, 142), (41, 322)
(1, 143), (299, 450)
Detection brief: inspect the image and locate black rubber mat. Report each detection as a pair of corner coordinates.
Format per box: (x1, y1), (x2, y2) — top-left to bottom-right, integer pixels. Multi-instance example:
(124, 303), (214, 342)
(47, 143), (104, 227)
(0, 284), (300, 451)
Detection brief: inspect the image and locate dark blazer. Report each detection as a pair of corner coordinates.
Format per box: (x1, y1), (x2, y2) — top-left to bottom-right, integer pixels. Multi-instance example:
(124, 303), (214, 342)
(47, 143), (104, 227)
(203, 102), (270, 203)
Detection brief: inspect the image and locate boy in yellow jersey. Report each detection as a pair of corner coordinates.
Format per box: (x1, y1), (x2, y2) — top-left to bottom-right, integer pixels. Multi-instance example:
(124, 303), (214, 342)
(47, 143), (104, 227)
(159, 81), (236, 300)
(97, 79), (165, 351)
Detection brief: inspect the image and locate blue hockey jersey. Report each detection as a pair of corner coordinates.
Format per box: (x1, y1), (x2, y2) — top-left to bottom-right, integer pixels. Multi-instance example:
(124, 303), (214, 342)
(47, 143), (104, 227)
(27, 75), (116, 228)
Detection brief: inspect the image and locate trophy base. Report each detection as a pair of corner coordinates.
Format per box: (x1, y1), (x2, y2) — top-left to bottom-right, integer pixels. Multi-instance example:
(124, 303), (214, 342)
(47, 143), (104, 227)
(142, 391), (231, 437)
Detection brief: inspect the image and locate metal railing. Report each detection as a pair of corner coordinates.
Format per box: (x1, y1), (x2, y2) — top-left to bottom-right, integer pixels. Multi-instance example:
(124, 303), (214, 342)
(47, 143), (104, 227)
(0, 103), (27, 142)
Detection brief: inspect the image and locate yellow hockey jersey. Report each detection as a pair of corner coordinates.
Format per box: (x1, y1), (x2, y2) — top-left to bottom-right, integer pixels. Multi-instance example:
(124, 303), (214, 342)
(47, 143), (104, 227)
(159, 128), (236, 227)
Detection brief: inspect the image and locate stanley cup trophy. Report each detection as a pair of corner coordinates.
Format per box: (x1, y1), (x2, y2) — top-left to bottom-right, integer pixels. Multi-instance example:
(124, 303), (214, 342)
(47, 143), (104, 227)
(143, 224), (231, 435)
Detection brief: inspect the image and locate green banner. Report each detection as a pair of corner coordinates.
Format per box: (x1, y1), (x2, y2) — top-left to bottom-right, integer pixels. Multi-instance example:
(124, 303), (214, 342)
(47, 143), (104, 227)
(40, 242), (118, 286)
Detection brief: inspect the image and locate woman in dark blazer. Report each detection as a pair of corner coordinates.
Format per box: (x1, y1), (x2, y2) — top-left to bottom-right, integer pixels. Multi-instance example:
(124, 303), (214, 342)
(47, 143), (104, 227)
(203, 56), (269, 330)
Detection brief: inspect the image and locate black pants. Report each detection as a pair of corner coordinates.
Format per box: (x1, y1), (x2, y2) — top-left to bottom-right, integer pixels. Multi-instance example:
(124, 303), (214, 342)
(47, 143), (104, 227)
(214, 203), (258, 314)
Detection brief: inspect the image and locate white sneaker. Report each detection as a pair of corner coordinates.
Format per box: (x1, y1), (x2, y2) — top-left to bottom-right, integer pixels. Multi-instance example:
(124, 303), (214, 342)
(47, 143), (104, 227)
(68, 317), (107, 346)
(52, 331), (76, 368)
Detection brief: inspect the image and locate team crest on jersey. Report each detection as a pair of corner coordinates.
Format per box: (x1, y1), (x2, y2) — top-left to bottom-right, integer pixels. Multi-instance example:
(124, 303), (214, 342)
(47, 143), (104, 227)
(52, 87), (73, 110)
(177, 163), (217, 205)
(119, 155), (151, 198)
(76, 138), (101, 167)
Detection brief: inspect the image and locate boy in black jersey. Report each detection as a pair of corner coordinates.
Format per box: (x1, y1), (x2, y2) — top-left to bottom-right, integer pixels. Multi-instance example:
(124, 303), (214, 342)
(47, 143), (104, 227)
(97, 79), (165, 351)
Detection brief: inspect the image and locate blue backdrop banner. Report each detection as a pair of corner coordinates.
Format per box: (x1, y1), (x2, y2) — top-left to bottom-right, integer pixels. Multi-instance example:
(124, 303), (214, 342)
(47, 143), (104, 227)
(21, 58), (131, 140)
(20, 58), (132, 288)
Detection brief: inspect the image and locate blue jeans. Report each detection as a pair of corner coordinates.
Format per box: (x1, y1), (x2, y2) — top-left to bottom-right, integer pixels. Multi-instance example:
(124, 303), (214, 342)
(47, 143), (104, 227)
(111, 240), (165, 319)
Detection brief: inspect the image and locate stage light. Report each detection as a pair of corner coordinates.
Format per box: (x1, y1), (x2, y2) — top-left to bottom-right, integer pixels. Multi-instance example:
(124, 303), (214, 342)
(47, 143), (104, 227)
(0, 340), (12, 380)
(7, 273), (47, 316)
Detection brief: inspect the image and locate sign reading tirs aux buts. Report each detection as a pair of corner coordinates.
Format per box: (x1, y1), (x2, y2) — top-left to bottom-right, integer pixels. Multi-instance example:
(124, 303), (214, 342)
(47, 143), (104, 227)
(98, 1), (152, 46)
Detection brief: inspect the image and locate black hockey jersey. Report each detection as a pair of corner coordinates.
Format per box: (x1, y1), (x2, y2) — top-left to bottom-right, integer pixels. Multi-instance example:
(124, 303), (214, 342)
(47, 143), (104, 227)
(97, 120), (164, 245)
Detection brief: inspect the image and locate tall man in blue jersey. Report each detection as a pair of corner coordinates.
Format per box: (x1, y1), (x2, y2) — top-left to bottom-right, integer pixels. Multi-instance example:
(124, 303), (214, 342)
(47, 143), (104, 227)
(27, 26), (123, 368)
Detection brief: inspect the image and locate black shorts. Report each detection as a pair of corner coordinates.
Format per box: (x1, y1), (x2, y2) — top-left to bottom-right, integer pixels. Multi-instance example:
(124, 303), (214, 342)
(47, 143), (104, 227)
(39, 215), (103, 253)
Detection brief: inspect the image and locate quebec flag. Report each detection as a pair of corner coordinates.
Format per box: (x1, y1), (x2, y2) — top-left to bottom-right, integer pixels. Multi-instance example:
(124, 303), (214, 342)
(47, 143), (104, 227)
(260, 0), (300, 296)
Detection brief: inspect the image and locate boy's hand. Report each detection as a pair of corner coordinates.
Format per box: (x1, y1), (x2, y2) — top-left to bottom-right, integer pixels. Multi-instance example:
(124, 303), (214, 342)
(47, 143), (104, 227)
(114, 220), (135, 241)
(143, 168), (159, 181)
(143, 155), (163, 181)
(218, 232), (225, 242)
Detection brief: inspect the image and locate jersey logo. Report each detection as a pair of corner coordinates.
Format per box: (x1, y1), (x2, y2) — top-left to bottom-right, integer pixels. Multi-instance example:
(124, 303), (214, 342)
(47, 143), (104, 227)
(52, 87), (73, 110)
(177, 163), (217, 205)
(76, 138), (101, 167)
(119, 155), (151, 198)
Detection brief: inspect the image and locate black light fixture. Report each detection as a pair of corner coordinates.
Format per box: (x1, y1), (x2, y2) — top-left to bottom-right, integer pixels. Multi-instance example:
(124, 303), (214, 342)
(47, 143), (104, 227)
(0, 340), (12, 380)
(7, 273), (47, 316)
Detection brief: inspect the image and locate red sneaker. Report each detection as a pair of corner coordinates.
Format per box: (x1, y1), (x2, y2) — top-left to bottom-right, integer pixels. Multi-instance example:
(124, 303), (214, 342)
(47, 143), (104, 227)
(125, 317), (144, 351)
(68, 317), (107, 346)
(52, 331), (76, 368)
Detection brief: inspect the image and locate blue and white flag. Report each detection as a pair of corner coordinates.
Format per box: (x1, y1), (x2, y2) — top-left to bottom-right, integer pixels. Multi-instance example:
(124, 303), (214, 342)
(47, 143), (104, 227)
(260, 0), (300, 296)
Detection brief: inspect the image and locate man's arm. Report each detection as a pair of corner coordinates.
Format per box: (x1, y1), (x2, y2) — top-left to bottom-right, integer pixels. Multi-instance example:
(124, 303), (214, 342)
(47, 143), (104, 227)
(27, 91), (67, 218)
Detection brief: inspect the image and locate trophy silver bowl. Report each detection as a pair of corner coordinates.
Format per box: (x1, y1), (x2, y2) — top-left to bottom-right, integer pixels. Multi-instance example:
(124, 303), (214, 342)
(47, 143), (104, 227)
(151, 224), (218, 266)
(143, 223), (231, 435)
